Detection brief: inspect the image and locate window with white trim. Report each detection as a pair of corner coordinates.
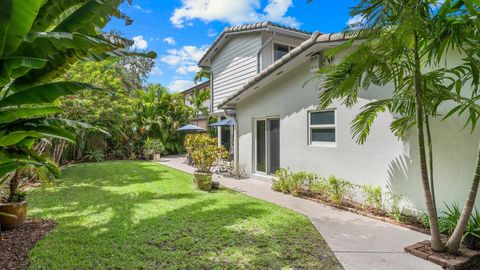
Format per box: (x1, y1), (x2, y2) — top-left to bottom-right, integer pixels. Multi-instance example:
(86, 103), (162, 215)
(308, 110), (336, 145)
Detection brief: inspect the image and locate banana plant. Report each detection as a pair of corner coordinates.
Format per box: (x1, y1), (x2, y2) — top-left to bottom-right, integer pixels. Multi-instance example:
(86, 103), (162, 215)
(0, 0), (156, 180)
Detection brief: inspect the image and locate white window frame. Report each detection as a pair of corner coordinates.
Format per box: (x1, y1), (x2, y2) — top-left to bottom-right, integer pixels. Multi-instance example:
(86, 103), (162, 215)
(308, 109), (337, 146)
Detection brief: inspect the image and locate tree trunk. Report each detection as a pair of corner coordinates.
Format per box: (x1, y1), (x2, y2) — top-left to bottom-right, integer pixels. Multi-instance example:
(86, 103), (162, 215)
(445, 141), (480, 253)
(413, 32), (444, 251)
(425, 115), (437, 211)
(7, 171), (20, 202)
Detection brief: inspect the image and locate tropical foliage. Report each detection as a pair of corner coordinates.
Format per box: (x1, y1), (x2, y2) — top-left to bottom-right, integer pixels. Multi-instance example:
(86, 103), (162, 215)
(0, 0), (155, 202)
(316, 0), (479, 253)
(184, 134), (228, 173)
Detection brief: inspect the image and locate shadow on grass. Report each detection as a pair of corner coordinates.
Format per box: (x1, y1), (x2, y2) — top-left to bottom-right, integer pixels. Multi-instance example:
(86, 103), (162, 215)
(27, 161), (342, 270)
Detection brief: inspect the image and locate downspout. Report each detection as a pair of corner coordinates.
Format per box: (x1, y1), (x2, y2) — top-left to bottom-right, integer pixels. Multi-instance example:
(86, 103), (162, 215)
(223, 108), (239, 171)
(256, 31), (275, 73)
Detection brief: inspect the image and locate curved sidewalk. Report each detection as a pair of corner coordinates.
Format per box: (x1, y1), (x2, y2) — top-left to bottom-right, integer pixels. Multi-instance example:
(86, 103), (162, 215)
(159, 155), (440, 270)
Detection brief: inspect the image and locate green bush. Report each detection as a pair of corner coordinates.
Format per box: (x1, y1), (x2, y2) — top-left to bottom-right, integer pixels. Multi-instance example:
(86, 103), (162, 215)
(272, 168), (293, 193)
(84, 149), (105, 162)
(438, 203), (462, 235)
(465, 209), (480, 239)
(385, 192), (403, 222)
(362, 184), (383, 209)
(325, 176), (353, 205)
(144, 138), (165, 157)
(272, 169), (322, 196)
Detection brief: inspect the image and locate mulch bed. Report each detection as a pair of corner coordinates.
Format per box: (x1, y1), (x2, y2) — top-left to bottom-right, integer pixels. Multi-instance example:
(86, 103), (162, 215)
(298, 189), (431, 235)
(405, 240), (480, 270)
(0, 219), (56, 270)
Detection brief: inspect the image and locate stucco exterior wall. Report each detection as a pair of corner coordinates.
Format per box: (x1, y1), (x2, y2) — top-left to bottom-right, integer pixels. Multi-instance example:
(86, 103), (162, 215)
(236, 61), (480, 213)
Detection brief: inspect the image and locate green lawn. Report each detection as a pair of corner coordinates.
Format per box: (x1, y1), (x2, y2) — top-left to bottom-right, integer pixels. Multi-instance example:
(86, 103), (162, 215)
(27, 161), (342, 269)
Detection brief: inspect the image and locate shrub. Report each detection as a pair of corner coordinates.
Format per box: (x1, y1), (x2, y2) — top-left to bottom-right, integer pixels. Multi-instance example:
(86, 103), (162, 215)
(272, 169), (322, 196)
(84, 149), (105, 162)
(325, 176), (353, 205)
(465, 209), (480, 239)
(184, 134), (228, 173)
(438, 203), (461, 236)
(272, 168), (292, 193)
(385, 192), (403, 222)
(144, 138), (165, 157)
(362, 184), (383, 210)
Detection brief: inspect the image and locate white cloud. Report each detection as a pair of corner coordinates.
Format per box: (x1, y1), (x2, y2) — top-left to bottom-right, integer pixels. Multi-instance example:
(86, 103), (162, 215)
(150, 66), (163, 77)
(347, 14), (365, 27)
(163, 37), (176, 45)
(170, 0), (299, 28)
(168, 80), (195, 92)
(207, 29), (218, 37)
(176, 65), (201, 75)
(160, 45), (207, 75)
(131, 36), (148, 50)
(132, 4), (153, 14)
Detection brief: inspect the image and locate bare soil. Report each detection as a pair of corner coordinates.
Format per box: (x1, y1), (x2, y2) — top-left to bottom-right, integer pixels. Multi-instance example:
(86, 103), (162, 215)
(0, 219), (55, 270)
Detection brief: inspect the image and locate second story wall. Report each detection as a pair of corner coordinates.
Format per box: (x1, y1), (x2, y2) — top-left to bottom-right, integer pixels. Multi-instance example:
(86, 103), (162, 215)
(211, 33), (262, 113)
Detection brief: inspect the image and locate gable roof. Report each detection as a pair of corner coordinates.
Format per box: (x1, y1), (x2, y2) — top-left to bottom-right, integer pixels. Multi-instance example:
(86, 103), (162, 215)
(198, 22), (313, 68)
(218, 32), (353, 108)
(180, 80), (210, 95)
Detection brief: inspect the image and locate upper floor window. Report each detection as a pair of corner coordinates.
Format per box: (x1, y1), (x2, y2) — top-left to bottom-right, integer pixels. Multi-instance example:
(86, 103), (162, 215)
(308, 110), (336, 145)
(274, 43), (295, 62)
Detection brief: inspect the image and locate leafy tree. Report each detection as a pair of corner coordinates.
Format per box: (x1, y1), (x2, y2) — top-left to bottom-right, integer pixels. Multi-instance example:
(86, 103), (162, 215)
(133, 84), (193, 154)
(316, 0), (479, 253)
(0, 0), (155, 200)
(59, 57), (152, 160)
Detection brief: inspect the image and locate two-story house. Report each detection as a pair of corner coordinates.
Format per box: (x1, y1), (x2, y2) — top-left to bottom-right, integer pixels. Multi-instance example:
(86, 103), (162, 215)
(198, 22), (480, 214)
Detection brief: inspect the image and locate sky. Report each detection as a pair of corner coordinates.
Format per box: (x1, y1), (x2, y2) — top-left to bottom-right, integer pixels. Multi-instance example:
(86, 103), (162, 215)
(105, 0), (358, 92)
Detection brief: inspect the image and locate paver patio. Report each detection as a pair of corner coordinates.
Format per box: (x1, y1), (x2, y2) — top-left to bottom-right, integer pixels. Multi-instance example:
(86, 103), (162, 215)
(160, 155), (441, 270)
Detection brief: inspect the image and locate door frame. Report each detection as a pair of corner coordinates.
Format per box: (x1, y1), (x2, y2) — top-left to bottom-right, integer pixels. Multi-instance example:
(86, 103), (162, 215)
(253, 116), (280, 175)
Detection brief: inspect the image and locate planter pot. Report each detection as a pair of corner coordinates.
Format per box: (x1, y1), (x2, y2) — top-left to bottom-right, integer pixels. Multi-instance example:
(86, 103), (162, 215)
(194, 172), (213, 191)
(463, 234), (480, 250)
(0, 201), (28, 231)
(153, 153), (161, 161)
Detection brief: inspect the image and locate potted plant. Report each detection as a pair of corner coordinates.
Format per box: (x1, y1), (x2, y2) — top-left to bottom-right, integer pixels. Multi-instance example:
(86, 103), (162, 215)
(463, 210), (480, 250)
(184, 134), (228, 191)
(0, 171), (29, 230)
(144, 138), (165, 161)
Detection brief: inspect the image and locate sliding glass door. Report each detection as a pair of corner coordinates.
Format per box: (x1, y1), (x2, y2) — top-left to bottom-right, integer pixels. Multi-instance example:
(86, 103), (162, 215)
(255, 118), (280, 175)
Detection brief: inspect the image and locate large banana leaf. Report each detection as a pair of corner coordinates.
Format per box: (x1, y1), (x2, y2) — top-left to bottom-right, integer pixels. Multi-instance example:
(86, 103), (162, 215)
(0, 81), (101, 107)
(0, 106), (63, 124)
(0, 0), (44, 57)
(0, 128), (75, 147)
(32, 0), (90, 32)
(0, 57), (47, 85)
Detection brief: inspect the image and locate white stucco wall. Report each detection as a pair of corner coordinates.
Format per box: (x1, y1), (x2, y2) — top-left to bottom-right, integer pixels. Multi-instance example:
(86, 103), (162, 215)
(236, 61), (480, 213)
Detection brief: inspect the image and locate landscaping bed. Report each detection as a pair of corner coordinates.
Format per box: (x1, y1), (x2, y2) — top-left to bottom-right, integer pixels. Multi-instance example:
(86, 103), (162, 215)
(0, 219), (55, 270)
(405, 240), (480, 270)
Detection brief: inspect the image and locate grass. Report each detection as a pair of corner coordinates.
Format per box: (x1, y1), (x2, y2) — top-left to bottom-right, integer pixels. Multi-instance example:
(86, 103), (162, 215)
(27, 161), (342, 269)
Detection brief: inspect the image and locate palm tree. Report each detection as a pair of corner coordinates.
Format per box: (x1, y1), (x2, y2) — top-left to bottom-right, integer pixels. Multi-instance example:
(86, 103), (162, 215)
(316, 0), (479, 252)
(194, 68), (211, 84)
(189, 89), (211, 125)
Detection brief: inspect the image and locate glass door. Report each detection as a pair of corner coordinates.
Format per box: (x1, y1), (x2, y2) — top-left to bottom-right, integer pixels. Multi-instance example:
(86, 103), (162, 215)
(255, 120), (266, 173)
(255, 118), (280, 174)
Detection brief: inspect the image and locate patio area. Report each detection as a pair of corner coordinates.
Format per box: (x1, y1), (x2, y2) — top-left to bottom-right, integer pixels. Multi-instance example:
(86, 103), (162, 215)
(160, 155), (441, 270)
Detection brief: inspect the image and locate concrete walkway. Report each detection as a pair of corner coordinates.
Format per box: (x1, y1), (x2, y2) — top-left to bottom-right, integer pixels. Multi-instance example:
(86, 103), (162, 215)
(159, 155), (440, 270)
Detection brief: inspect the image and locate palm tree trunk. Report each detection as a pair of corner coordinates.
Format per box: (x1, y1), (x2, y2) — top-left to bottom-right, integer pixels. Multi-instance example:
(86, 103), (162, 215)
(445, 141), (480, 253)
(425, 115), (437, 211)
(413, 32), (444, 251)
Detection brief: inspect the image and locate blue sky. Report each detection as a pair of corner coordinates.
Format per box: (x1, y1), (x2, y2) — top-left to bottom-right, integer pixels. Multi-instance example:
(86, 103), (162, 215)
(105, 0), (358, 92)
